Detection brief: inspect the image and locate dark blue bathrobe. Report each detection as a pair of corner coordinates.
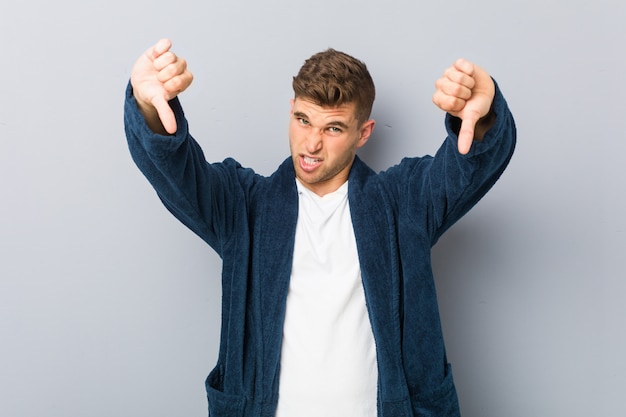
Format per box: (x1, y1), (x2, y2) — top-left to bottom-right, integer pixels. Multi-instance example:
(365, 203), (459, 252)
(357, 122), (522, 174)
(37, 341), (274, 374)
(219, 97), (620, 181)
(124, 81), (516, 417)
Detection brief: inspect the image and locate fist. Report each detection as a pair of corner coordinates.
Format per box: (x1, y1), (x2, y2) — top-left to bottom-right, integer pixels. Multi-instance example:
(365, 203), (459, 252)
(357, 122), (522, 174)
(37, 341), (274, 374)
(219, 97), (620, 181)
(130, 39), (194, 134)
(432, 59), (495, 154)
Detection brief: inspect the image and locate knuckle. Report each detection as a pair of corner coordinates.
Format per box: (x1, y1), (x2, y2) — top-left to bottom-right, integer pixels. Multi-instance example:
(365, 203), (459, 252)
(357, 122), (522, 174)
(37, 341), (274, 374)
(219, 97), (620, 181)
(163, 51), (176, 63)
(447, 96), (465, 112)
(167, 77), (183, 91)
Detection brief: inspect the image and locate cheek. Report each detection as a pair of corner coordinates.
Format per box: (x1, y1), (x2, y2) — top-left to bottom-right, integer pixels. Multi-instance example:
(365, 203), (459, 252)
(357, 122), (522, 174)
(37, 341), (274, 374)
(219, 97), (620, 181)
(288, 125), (300, 150)
(289, 123), (309, 144)
(332, 136), (359, 155)
(288, 120), (301, 137)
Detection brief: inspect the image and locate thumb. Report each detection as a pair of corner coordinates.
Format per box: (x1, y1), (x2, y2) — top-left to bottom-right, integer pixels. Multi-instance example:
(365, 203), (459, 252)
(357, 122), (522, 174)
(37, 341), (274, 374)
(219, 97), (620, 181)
(457, 116), (477, 155)
(152, 94), (177, 134)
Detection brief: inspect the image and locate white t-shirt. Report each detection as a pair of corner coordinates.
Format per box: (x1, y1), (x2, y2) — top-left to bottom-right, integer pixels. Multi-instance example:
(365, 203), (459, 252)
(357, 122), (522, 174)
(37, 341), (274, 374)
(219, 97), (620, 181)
(275, 180), (378, 417)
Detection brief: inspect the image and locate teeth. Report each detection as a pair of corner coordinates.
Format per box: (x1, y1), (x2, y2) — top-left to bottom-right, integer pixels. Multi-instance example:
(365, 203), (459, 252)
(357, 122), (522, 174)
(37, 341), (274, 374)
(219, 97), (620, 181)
(304, 156), (320, 165)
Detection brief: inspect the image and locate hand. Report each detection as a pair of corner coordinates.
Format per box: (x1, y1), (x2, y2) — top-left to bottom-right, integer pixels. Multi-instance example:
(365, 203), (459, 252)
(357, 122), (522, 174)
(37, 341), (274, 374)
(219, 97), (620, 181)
(432, 59), (495, 154)
(130, 39), (194, 134)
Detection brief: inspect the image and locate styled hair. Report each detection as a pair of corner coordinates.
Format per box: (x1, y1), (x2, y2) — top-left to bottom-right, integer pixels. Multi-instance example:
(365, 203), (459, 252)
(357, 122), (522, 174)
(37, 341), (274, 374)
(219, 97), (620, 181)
(292, 49), (375, 124)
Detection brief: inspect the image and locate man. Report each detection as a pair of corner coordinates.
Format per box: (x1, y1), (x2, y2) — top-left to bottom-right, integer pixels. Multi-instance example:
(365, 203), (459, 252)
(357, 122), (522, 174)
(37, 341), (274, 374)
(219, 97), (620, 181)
(124, 39), (516, 417)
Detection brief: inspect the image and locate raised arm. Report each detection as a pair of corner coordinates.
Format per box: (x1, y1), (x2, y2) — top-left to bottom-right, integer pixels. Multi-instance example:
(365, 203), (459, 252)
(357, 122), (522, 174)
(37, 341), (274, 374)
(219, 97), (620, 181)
(432, 58), (496, 154)
(130, 38), (194, 134)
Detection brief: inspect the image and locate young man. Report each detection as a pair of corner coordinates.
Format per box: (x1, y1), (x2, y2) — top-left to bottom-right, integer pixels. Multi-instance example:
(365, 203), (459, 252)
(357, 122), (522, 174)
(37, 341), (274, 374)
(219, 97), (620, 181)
(124, 39), (516, 417)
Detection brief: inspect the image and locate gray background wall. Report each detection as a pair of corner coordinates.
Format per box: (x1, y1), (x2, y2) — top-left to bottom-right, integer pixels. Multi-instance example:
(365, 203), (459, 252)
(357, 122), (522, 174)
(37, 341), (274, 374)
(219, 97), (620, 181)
(1, 0), (624, 416)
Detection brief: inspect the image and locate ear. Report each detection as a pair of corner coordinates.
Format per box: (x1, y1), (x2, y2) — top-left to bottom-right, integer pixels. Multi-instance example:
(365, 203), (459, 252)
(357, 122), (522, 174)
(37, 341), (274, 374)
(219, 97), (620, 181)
(289, 98), (295, 115)
(356, 119), (376, 148)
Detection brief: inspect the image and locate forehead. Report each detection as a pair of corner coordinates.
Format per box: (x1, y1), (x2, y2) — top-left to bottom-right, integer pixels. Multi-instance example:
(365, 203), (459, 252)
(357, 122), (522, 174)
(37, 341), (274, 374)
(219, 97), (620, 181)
(293, 98), (358, 124)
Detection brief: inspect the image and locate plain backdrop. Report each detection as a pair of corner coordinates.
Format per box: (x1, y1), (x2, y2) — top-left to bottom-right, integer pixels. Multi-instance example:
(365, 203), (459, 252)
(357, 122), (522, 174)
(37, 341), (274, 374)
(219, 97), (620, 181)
(1, 0), (625, 416)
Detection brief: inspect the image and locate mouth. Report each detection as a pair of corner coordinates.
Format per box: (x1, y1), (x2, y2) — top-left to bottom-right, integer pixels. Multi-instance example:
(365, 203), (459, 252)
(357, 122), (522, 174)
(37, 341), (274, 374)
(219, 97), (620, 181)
(299, 155), (322, 172)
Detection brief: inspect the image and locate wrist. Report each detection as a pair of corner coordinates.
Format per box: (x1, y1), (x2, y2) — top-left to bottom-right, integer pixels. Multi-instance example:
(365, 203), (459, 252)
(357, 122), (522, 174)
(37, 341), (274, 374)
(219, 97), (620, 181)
(135, 96), (169, 135)
(473, 106), (496, 141)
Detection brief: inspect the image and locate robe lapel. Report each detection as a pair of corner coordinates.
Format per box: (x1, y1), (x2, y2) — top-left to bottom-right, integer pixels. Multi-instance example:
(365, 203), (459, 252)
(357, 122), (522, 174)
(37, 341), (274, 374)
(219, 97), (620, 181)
(348, 156), (410, 404)
(255, 158), (299, 399)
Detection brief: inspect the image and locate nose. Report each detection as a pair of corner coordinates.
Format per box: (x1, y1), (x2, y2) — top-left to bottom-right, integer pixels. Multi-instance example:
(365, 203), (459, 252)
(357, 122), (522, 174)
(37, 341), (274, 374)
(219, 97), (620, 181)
(305, 128), (323, 154)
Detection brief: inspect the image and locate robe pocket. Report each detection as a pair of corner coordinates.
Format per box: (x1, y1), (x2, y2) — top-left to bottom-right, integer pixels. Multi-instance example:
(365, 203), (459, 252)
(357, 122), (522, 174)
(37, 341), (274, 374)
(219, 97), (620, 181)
(409, 363), (460, 416)
(205, 365), (246, 417)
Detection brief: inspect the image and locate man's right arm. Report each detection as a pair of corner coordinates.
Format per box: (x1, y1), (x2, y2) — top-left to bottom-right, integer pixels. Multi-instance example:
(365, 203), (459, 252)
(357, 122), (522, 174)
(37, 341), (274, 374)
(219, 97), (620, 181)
(124, 40), (232, 251)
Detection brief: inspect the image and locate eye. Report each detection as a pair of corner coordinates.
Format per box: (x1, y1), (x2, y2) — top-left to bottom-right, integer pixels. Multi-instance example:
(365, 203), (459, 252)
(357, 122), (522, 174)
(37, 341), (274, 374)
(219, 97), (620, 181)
(297, 117), (310, 126)
(327, 126), (343, 134)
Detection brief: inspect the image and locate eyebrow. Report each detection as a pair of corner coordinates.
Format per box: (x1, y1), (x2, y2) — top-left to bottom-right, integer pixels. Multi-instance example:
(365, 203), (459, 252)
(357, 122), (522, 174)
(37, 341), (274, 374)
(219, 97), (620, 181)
(293, 111), (350, 130)
(293, 111), (309, 120)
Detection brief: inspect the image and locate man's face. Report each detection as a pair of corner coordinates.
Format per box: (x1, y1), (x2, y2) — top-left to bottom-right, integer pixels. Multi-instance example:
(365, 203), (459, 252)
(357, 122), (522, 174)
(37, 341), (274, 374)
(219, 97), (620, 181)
(289, 98), (375, 197)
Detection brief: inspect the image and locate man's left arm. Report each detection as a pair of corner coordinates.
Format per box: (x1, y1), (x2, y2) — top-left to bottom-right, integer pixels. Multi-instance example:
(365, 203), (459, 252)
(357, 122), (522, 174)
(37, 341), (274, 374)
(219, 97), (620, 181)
(415, 59), (516, 242)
